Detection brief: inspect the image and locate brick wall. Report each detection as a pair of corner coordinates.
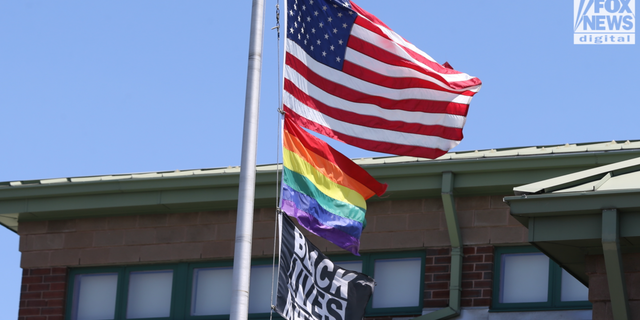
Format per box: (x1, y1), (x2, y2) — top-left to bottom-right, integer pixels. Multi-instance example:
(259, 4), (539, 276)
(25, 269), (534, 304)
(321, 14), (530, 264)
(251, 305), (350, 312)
(587, 253), (640, 319)
(16, 196), (524, 317)
(19, 267), (67, 320)
(18, 209), (279, 268)
(424, 246), (494, 308)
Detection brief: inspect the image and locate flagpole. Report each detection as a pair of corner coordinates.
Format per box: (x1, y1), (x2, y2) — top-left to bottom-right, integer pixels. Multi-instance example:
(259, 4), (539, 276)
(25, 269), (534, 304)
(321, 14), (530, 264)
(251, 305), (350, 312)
(230, 0), (265, 320)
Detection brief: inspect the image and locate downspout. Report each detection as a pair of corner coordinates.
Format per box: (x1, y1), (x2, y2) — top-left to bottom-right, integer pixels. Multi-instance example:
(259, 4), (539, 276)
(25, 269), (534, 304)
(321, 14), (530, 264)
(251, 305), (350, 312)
(414, 171), (463, 320)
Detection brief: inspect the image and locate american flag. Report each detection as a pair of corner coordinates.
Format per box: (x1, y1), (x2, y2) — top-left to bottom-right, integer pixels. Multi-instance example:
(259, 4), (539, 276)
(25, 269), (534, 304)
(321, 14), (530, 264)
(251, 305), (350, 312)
(283, 0), (482, 159)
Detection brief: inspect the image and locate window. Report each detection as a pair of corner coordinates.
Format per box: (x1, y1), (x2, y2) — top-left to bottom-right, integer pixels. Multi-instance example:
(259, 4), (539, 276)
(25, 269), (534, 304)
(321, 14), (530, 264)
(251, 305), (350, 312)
(492, 246), (591, 311)
(66, 261), (277, 320)
(67, 252), (425, 319)
(332, 251), (425, 316)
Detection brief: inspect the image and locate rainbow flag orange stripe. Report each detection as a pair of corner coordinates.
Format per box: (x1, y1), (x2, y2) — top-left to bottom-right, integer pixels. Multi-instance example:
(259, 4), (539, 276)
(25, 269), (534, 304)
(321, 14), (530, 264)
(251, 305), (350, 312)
(280, 115), (387, 255)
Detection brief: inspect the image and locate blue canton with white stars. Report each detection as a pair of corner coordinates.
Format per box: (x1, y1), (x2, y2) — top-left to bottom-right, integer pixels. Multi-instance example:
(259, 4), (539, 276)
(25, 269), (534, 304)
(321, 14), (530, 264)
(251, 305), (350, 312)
(287, 0), (357, 70)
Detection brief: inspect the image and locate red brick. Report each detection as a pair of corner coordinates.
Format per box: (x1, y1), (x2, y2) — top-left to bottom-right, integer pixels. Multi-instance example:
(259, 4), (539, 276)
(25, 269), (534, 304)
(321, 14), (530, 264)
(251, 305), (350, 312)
(17, 221), (48, 235)
(23, 317), (46, 320)
(462, 289), (481, 298)
(432, 290), (450, 299)
(40, 307), (63, 315)
(433, 273), (450, 281)
(42, 291), (65, 299)
(489, 227), (525, 243)
(185, 225), (217, 242)
(456, 196), (490, 211)
(461, 298), (473, 307)
(47, 316), (64, 320)
(474, 209), (509, 227)
(462, 272), (483, 281)
(425, 282), (449, 290)
(476, 246), (494, 254)
(108, 246), (142, 263)
(424, 274), (433, 282)
(107, 215), (138, 229)
(50, 249), (80, 266)
(47, 220), (76, 233)
(424, 198), (444, 212)
(423, 299), (448, 308)
(461, 227), (490, 245)
(425, 257), (434, 265)
(75, 217), (107, 231)
(463, 247), (476, 255)
(390, 199), (424, 214)
(474, 280), (492, 289)
(156, 226), (187, 243)
(456, 210), (474, 228)
(490, 195), (510, 209)
(29, 269), (52, 276)
(473, 298), (491, 306)
(50, 283), (66, 291)
(21, 284), (27, 292)
(22, 276), (43, 284)
(51, 268), (67, 275)
(425, 265), (449, 273)
(252, 221), (277, 239)
(140, 243), (203, 262)
(18, 308), (40, 316)
(482, 289), (493, 297)
(484, 254), (494, 263)
(483, 271), (493, 280)
(20, 292), (42, 300)
(47, 299), (65, 307)
(462, 264), (474, 272)
(93, 230), (124, 246)
(168, 212), (200, 225)
(464, 255), (484, 263)
(43, 275), (66, 283)
(474, 263), (492, 271)
(26, 300), (47, 307)
(434, 256), (451, 265)
(407, 212), (441, 231)
(216, 223), (237, 240)
(138, 214), (167, 228)
(461, 281), (473, 289)
(199, 210), (234, 224)
(28, 284), (50, 291)
(63, 232), (94, 249)
(27, 234), (64, 251)
(124, 228), (156, 245)
(79, 248), (110, 265)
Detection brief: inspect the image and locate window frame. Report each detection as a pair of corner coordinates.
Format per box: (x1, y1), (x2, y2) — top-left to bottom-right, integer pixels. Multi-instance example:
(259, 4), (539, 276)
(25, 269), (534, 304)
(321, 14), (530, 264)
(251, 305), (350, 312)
(331, 250), (426, 317)
(491, 246), (592, 312)
(66, 261), (280, 320)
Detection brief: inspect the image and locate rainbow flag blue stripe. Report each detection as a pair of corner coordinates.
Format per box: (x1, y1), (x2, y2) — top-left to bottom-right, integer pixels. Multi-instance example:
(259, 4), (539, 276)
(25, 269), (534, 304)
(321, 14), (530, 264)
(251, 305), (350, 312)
(280, 115), (387, 255)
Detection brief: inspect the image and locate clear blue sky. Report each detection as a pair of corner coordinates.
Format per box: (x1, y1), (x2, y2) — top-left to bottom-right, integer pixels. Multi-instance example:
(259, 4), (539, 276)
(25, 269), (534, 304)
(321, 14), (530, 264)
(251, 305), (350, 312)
(1, 1), (638, 317)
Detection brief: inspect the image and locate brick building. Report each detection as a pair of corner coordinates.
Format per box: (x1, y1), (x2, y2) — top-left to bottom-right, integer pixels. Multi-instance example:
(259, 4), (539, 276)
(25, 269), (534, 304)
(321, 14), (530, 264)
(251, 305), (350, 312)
(3, 140), (640, 320)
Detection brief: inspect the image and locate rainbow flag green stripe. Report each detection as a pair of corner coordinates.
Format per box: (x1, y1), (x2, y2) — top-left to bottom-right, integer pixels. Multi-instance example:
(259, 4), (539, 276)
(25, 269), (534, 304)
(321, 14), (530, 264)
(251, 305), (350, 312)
(283, 167), (366, 225)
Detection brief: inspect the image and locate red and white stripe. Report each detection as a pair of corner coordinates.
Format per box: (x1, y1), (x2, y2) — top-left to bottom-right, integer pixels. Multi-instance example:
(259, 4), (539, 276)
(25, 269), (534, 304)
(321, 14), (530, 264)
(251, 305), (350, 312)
(283, 1), (482, 159)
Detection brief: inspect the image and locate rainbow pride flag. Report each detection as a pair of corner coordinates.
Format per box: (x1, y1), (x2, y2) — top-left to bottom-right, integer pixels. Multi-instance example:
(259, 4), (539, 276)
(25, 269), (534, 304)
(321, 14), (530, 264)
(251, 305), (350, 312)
(280, 115), (387, 255)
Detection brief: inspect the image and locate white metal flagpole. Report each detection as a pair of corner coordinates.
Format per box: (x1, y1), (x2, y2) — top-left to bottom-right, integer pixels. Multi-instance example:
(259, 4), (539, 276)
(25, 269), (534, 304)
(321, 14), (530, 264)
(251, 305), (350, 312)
(229, 1), (265, 320)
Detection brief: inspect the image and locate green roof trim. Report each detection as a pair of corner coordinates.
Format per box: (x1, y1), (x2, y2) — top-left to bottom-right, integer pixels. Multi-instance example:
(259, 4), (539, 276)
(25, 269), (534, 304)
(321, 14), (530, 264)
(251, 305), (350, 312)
(3, 140), (640, 233)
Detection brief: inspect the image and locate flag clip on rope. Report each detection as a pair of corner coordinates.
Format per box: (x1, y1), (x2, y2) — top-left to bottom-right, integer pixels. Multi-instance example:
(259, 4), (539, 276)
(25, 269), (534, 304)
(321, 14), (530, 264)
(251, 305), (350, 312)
(283, 0), (482, 159)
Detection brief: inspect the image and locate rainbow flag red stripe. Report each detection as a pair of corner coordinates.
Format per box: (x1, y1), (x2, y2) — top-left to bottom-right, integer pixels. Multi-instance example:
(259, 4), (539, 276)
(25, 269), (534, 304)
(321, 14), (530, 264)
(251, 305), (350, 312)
(280, 115), (387, 255)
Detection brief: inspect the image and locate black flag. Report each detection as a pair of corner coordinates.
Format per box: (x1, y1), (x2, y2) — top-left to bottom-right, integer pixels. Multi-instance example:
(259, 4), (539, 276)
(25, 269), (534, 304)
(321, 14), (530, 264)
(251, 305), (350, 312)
(276, 216), (375, 320)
